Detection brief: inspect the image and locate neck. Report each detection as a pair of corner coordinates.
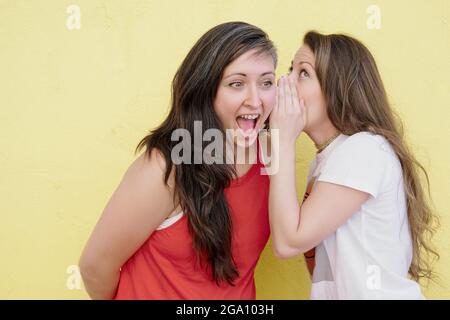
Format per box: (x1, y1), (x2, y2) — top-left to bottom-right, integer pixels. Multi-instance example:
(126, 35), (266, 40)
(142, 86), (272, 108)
(306, 123), (339, 150)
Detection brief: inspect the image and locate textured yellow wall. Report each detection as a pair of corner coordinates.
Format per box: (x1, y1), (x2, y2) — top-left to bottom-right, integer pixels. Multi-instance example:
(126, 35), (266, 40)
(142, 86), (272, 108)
(0, 0), (448, 299)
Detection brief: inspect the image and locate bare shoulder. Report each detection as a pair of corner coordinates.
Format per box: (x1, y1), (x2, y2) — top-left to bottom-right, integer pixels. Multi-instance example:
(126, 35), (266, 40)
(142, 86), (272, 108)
(130, 148), (166, 178)
(126, 148), (176, 191)
(79, 148), (177, 273)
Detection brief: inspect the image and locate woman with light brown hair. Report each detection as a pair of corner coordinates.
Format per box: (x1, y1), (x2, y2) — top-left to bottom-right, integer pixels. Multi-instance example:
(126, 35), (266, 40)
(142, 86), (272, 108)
(268, 31), (439, 299)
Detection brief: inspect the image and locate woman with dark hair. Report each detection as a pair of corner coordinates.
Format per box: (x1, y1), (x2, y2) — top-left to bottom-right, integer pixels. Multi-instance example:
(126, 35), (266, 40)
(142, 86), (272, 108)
(79, 21), (277, 299)
(268, 31), (439, 299)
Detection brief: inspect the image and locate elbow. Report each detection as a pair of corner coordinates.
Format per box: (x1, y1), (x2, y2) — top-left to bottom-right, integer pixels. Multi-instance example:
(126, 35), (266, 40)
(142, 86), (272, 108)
(78, 247), (121, 283)
(272, 243), (303, 259)
(273, 246), (290, 259)
(78, 250), (106, 284)
(271, 232), (305, 259)
(78, 256), (119, 300)
(78, 256), (99, 283)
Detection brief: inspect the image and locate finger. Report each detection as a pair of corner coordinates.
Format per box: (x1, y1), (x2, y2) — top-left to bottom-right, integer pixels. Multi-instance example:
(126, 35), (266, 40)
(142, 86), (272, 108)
(288, 76), (301, 111)
(278, 76), (286, 113)
(273, 79), (279, 113)
(283, 75), (292, 112)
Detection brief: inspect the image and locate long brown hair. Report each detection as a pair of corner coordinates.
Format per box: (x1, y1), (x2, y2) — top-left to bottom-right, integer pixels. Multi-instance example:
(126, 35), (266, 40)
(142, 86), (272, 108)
(303, 31), (439, 283)
(135, 22), (276, 285)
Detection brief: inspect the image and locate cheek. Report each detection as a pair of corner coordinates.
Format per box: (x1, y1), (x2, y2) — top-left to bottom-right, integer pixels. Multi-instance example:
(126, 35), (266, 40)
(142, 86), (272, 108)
(260, 89), (276, 116)
(296, 82), (312, 103)
(298, 83), (324, 111)
(214, 90), (242, 126)
(311, 86), (327, 118)
(296, 82), (328, 128)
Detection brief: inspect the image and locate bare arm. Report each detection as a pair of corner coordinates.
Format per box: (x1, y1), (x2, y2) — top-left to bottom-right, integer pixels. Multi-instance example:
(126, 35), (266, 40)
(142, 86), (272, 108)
(269, 143), (369, 257)
(268, 76), (369, 258)
(79, 149), (176, 299)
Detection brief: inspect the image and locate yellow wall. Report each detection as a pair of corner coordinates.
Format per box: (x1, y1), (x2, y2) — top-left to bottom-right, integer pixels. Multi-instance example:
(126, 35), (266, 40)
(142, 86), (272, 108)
(0, 0), (448, 299)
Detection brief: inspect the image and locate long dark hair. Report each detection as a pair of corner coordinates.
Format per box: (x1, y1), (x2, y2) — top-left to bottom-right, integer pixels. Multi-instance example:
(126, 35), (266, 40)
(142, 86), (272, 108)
(303, 31), (439, 283)
(135, 22), (276, 285)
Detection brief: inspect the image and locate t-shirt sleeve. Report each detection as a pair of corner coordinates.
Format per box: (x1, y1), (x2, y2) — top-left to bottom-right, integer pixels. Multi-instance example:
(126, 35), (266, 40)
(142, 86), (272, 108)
(317, 133), (391, 198)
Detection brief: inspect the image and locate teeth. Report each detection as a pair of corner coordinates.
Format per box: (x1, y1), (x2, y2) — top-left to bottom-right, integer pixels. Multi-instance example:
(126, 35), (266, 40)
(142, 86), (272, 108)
(238, 114), (259, 120)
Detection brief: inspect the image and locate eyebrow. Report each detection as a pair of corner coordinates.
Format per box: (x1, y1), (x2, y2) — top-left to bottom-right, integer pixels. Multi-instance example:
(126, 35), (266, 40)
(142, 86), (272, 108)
(223, 71), (275, 79)
(289, 60), (315, 72)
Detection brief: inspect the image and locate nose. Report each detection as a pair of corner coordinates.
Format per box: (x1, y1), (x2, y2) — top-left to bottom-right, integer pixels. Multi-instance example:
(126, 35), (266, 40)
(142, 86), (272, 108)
(244, 84), (262, 109)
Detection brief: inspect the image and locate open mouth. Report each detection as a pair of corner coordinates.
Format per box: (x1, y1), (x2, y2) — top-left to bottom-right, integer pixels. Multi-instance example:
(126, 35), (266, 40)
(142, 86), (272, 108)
(236, 114), (260, 136)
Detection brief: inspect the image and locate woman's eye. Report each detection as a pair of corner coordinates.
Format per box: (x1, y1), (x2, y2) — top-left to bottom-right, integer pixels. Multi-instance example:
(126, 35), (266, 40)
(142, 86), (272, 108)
(262, 80), (273, 88)
(299, 69), (309, 78)
(229, 81), (243, 88)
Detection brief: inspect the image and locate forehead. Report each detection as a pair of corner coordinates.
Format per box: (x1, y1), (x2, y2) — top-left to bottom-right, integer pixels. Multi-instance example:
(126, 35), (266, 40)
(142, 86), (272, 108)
(223, 49), (275, 75)
(293, 45), (315, 66)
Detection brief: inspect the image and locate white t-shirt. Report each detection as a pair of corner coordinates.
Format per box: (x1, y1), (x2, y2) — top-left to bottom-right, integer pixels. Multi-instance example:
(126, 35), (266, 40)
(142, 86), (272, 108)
(308, 132), (424, 300)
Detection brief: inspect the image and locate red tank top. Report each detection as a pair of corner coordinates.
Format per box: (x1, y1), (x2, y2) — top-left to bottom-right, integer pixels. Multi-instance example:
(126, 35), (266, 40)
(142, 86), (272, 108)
(114, 149), (270, 300)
